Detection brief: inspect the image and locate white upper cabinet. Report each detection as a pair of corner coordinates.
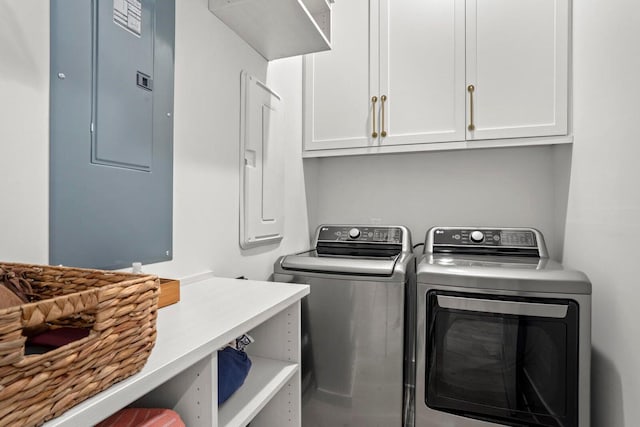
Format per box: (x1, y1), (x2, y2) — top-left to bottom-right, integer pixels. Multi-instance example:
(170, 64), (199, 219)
(303, 0), (375, 150)
(465, 0), (569, 140)
(380, 0), (466, 147)
(304, 0), (465, 151)
(303, 0), (570, 156)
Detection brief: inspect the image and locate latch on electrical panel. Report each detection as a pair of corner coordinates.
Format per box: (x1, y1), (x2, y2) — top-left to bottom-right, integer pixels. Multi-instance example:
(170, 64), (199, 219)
(136, 71), (153, 91)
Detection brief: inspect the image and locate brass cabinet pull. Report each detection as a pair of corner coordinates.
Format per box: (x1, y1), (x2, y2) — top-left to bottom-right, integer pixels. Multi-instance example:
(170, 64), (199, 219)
(467, 85), (475, 131)
(380, 95), (387, 137)
(371, 96), (378, 138)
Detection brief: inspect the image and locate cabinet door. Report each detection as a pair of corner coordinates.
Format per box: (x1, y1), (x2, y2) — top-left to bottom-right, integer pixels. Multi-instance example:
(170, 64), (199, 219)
(379, 0), (466, 146)
(303, 0), (378, 151)
(466, 0), (569, 140)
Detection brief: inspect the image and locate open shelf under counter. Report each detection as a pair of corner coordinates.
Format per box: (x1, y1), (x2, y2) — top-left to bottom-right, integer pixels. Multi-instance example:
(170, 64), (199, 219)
(208, 0), (331, 60)
(219, 357), (298, 427)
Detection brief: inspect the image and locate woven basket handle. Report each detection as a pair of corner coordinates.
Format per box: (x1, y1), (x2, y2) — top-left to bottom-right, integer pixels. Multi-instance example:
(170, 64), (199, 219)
(20, 288), (100, 328)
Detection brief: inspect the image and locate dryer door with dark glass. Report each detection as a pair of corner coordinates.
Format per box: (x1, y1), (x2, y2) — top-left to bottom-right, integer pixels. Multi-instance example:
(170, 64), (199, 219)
(425, 290), (579, 427)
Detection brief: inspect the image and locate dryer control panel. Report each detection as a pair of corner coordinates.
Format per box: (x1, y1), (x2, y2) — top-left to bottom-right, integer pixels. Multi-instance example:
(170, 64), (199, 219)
(427, 227), (548, 258)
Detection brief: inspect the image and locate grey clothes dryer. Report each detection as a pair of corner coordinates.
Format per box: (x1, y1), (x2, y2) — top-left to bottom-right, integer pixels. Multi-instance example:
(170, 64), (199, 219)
(415, 227), (591, 427)
(274, 225), (415, 427)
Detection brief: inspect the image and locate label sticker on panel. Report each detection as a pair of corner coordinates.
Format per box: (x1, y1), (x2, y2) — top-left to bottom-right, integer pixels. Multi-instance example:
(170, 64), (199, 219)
(113, 0), (142, 37)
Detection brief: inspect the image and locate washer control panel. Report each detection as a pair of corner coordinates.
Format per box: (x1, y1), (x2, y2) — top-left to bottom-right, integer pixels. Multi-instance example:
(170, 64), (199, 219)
(317, 226), (403, 244)
(432, 228), (538, 248)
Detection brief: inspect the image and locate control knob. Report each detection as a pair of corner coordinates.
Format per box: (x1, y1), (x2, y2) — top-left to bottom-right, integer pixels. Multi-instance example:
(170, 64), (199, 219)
(348, 228), (361, 239)
(470, 230), (484, 243)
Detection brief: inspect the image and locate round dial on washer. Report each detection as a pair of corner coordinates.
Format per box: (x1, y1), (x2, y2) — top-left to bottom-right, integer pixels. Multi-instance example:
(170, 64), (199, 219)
(348, 228), (361, 239)
(470, 230), (485, 243)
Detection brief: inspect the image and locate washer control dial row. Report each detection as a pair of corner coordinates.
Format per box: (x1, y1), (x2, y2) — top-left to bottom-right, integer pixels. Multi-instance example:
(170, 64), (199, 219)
(317, 226), (403, 243)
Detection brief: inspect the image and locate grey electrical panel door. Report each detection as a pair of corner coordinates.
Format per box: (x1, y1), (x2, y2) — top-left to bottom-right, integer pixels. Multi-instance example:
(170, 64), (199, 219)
(50, 0), (174, 270)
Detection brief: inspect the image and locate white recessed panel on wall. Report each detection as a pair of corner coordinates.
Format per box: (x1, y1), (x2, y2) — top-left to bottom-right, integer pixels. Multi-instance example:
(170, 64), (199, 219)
(240, 71), (284, 249)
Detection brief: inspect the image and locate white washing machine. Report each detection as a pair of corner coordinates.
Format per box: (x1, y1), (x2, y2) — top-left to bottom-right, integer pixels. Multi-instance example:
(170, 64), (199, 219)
(415, 227), (591, 427)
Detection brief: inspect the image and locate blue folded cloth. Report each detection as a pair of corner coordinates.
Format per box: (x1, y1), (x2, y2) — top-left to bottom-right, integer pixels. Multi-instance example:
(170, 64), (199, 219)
(218, 347), (252, 404)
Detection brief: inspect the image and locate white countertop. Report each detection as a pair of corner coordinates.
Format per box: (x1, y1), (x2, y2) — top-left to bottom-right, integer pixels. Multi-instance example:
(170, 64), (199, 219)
(43, 276), (310, 427)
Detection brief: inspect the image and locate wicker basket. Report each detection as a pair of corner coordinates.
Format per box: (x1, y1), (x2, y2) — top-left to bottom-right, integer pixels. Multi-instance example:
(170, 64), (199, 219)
(0, 262), (160, 427)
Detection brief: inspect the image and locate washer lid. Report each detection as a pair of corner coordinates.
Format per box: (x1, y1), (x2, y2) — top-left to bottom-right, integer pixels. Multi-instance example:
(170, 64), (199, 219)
(280, 251), (398, 277)
(417, 255), (591, 295)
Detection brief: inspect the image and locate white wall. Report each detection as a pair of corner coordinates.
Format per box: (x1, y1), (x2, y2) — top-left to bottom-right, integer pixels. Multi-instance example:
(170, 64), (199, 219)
(0, 0), (310, 281)
(306, 144), (572, 260)
(0, 1), (49, 263)
(563, 1), (640, 426)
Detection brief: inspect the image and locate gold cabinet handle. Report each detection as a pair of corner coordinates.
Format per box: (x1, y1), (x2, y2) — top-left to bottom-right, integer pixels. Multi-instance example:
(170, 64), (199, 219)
(371, 96), (378, 138)
(380, 95), (387, 137)
(467, 85), (475, 131)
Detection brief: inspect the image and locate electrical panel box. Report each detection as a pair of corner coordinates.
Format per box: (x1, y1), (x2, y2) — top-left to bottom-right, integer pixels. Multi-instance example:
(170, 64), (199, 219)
(239, 71), (284, 249)
(50, 0), (175, 269)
